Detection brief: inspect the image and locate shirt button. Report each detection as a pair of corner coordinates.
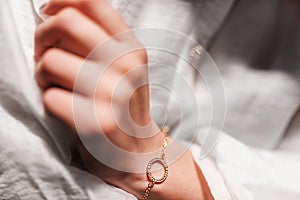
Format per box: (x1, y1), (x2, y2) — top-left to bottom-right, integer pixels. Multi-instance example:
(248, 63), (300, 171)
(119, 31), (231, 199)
(189, 45), (204, 61)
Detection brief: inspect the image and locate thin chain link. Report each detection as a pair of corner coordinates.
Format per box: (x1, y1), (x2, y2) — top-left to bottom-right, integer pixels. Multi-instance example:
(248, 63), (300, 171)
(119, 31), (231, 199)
(142, 182), (155, 199)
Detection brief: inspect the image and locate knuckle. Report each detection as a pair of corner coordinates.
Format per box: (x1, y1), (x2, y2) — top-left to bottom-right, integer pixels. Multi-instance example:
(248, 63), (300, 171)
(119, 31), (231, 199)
(34, 26), (41, 42)
(136, 47), (148, 63)
(35, 49), (59, 89)
(100, 120), (116, 135)
(34, 22), (47, 43)
(131, 48), (148, 66)
(76, 0), (93, 8)
(58, 7), (78, 18)
(54, 7), (80, 28)
(120, 49), (148, 73)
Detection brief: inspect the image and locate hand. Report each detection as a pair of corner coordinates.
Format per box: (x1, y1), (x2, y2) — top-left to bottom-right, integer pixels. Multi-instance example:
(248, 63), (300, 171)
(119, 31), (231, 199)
(35, 0), (163, 151)
(34, 1), (213, 199)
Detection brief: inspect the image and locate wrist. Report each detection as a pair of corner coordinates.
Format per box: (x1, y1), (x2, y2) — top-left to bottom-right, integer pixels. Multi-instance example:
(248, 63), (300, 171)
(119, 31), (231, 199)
(128, 150), (212, 200)
(133, 128), (166, 153)
(118, 128), (168, 199)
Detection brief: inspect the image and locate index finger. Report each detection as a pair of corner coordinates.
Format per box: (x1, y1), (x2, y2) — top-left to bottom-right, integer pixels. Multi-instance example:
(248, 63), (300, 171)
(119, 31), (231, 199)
(42, 0), (130, 35)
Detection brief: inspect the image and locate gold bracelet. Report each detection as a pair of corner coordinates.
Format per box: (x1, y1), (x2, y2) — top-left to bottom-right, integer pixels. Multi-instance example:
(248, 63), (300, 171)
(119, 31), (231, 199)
(141, 126), (169, 199)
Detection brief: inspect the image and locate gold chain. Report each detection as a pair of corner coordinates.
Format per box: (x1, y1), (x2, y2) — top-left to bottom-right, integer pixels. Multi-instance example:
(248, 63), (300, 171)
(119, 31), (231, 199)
(141, 126), (169, 200)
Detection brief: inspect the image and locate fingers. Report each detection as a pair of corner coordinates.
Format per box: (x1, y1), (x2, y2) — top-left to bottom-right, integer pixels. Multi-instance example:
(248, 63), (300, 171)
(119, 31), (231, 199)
(43, 87), (98, 133)
(43, 87), (115, 134)
(35, 7), (109, 58)
(43, 88), (75, 127)
(35, 48), (83, 90)
(42, 0), (130, 35)
(35, 0), (152, 140)
(35, 47), (124, 97)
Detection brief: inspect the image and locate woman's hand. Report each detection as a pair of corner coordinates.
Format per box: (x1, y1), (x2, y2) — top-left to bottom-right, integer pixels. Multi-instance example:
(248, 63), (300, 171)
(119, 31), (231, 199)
(34, 0), (164, 152)
(34, 1), (213, 199)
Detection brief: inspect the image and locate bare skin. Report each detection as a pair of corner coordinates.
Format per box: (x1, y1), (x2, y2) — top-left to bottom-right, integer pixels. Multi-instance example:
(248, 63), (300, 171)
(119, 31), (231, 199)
(34, 0), (214, 199)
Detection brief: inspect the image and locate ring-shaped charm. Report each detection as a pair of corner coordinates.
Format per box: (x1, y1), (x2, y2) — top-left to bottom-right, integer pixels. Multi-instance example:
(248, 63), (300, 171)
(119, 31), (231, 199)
(146, 157), (168, 183)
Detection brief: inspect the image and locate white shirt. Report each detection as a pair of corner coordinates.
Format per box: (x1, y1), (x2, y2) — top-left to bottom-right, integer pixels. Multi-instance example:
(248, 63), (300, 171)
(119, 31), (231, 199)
(0, 0), (299, 199)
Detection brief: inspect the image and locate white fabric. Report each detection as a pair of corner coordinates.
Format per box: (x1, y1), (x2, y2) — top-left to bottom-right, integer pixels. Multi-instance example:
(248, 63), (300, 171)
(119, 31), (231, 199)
(0, 0), (300, 199)
(192, 134), (300, 200)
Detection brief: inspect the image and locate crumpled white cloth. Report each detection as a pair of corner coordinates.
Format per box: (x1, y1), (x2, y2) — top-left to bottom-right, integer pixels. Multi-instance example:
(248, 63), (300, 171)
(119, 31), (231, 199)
(193, 133), (300, 200)
(1, 0), (300, 199)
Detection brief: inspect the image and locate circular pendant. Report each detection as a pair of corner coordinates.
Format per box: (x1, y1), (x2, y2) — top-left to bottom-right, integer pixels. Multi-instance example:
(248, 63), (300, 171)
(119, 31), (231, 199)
(146, 157), (168, 183)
